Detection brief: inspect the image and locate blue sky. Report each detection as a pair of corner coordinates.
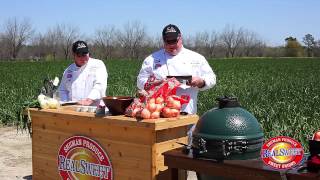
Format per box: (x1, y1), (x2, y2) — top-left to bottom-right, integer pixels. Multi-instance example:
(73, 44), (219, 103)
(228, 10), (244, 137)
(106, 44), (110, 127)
(1, 0), (319, 46)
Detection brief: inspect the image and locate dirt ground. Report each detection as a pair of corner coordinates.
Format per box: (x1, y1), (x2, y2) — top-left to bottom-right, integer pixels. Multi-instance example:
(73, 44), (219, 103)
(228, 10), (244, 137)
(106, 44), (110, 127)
(0, 126), (197, 180)
(0, 126), (32, 180)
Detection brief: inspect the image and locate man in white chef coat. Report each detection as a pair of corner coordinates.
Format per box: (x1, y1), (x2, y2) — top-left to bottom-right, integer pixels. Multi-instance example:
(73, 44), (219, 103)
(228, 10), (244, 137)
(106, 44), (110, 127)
(59, 40), (108, 106)
(137, 24), (216, 114)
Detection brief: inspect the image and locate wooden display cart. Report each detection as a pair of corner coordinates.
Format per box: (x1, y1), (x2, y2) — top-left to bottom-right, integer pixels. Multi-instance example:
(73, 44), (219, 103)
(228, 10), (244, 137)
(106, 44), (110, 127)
(30, 106), (198, 180)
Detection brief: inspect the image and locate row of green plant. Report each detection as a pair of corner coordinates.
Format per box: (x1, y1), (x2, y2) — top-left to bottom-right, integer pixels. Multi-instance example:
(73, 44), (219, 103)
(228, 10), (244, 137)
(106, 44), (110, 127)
(0, 58), (319, 149)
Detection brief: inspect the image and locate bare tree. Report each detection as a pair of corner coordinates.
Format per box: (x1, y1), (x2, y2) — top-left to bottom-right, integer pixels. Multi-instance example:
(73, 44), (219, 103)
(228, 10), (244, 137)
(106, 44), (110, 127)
(182, 34), (193, 49)
(193, 31), (209, 56)
(93, 25), (117, 60)
(220, 25), (244, 57)
(141, 36), (161, 57)
(241, 30), (266, 57)
(151, 36), (163, 50)
(207, 31), (220, 58)
(57, 24), (80, 60)
(30, 33), (47, 60)
(1, 17), (34, 59)
(314, 40), (320, 57)
(43, 27), (61, 60)
(117, 21), (147, 59)
(43, 24), (79, 60)
(0, 33), (8, 59)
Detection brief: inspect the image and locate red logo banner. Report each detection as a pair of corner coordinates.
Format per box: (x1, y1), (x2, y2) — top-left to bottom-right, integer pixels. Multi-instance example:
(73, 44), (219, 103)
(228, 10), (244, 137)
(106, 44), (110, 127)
(58, 136), (113, 180)
(261, 136), (304, 170)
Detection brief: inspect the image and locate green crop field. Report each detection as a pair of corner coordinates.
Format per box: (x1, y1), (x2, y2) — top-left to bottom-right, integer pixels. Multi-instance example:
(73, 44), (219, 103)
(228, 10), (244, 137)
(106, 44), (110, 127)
(0, 58), (319, 148)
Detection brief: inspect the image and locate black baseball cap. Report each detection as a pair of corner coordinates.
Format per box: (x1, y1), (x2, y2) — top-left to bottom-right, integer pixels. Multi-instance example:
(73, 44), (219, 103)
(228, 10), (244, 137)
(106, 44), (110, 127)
(162, 24), (181, 44)
(72, 40), (89, 55)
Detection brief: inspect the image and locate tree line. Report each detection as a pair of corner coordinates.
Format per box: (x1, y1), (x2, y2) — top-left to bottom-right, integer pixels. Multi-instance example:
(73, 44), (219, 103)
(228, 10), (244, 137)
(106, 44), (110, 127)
(0, 17), (320, 61)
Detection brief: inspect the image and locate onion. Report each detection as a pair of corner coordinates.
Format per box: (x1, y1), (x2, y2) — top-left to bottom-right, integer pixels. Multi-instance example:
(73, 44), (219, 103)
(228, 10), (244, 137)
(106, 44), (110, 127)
(171, 100), (181, 110)
(313, 131), (320, 141)
(149, 98), (155, 104)
(37, 94), (46, 102)
(132, 108), (141, 117)
(141, 108), (151, 119)
(166, 96), (174, 104)
(150, 111), (160, 119)
(170, 109), (180, 117)
(147, 102), (157, 112)
(48, 98), (59, 109)
(40, 100), (49, 109)
(155, 104), (163, 112)
(162, 107), (171, 118)
(155, 97), (164, 104)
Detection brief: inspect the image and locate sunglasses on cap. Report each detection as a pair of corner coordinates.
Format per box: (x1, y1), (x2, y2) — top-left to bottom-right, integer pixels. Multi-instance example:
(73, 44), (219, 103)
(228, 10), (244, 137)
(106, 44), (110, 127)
(164, 36), (180, 45)
(75, 53), (88, 57)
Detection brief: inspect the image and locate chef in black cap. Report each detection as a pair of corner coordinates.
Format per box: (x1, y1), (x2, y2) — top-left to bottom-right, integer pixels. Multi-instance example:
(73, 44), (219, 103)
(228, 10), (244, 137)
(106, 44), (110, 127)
(59, 40), (108, 106)
(137, 24), (216, 114)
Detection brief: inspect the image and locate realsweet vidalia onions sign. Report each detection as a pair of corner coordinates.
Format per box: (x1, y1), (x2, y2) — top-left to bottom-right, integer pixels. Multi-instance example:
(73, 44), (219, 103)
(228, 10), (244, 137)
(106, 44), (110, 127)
(58, 136), (113, 180)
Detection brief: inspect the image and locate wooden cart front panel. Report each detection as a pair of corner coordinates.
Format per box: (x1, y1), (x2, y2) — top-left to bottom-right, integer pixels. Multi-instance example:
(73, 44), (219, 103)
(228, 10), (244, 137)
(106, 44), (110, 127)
(31, 109), (198, 180)
(32, 112), (154, 180)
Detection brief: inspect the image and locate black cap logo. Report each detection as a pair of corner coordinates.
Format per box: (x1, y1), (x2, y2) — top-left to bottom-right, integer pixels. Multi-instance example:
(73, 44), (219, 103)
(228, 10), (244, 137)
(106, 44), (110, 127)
(162, 24), (181, 42)
(72, 40), (89, 55)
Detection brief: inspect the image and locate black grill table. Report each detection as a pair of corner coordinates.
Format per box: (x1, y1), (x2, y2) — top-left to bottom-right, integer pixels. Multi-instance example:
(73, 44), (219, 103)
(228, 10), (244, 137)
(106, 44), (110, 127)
(163, 148), (320, 180)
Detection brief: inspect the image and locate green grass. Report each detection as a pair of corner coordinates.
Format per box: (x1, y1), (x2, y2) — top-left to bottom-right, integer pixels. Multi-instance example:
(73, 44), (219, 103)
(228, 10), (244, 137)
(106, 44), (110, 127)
(0, 58), (319, 149)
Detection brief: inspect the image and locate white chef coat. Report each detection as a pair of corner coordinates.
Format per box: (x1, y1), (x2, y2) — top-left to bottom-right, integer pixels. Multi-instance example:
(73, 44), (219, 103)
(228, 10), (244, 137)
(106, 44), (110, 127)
(137, 46), (216, 114)
(59, 58), (108, 105)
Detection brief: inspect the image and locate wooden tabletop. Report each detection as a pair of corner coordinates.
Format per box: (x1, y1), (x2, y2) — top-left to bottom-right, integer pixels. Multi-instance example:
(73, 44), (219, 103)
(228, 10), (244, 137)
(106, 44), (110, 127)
(163, 148), (320, 180)
(29, 106), (199, 130)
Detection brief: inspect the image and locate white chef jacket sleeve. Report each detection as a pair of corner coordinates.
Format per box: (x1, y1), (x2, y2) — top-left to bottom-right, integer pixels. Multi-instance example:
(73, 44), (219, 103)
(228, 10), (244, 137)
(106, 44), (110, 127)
(58, 70), (70, 102)
(137, 56), (153, 90)
(87, 61), (108, 100)
(199, 57), (216, 91)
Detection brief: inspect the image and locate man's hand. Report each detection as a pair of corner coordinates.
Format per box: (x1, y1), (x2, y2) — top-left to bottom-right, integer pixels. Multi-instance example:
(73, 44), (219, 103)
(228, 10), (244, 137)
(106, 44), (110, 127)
(189, 76), (205, 88)
(78, 98), (94, 106)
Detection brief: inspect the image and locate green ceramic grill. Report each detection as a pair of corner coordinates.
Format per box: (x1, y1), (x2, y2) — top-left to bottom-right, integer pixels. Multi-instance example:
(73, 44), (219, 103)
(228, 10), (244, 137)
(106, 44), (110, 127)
(192, 96), (264, 179)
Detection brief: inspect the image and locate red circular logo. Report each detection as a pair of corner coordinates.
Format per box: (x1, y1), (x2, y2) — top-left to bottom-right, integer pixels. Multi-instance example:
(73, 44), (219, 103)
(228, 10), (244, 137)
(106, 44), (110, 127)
(58, 136), (113, 180)
(261, 136), (304, 170)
